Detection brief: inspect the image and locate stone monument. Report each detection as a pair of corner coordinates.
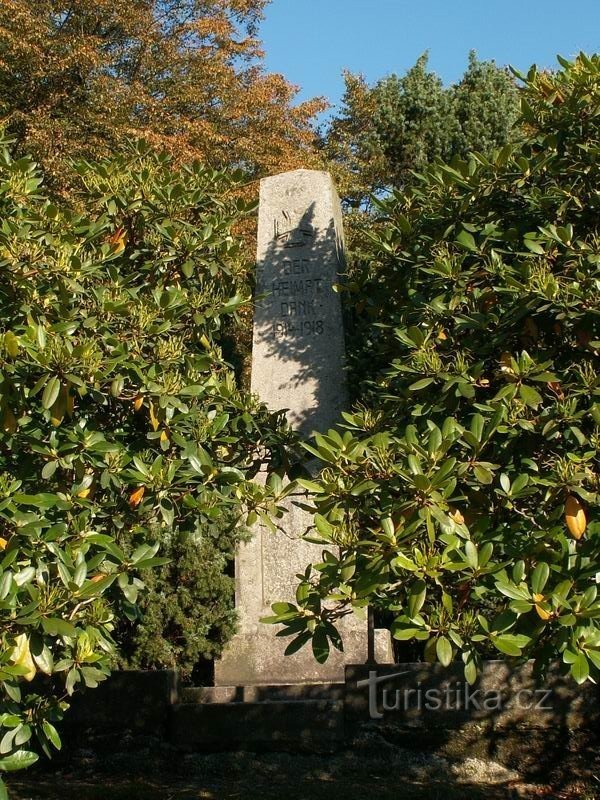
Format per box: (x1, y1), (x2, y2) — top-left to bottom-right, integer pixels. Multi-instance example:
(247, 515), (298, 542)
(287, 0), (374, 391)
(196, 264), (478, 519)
(215, 170), (384, 687)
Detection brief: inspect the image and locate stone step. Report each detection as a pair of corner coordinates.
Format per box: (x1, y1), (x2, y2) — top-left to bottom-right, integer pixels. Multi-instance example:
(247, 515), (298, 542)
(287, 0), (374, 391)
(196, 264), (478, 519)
(179, 682), (344, 705)
(170, 698), (344, 751)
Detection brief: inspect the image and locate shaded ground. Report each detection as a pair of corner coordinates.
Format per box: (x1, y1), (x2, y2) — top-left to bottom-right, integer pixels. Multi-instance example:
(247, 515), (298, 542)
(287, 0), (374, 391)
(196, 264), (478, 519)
(6, 776), (559, 800)
(8, 745), (599, 800)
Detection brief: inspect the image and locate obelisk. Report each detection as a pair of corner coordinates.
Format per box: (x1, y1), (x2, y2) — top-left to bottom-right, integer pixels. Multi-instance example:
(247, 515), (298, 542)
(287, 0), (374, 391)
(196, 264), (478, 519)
(215, 170), (370, 686)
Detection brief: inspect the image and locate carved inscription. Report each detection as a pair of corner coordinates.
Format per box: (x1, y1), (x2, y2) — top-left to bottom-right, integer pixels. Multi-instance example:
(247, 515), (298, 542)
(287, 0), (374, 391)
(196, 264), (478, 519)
(270, 229), (325, 337)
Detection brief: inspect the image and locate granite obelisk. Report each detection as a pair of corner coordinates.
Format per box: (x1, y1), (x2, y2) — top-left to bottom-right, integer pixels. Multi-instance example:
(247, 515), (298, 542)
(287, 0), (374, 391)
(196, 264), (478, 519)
(215, 170), (372, 686)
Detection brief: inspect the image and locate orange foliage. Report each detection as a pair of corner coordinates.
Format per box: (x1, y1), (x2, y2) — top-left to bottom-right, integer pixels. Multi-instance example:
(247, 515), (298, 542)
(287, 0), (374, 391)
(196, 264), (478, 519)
(0, 1), (326, 189)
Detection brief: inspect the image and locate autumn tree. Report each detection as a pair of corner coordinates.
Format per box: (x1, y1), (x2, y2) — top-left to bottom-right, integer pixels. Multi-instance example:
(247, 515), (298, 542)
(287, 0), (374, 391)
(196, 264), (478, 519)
(326, 52), (520, 208)
(0, 1), (325, 191)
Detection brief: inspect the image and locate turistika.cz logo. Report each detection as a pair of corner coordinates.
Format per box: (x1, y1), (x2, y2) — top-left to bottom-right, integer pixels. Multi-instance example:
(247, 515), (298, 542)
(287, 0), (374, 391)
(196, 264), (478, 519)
(357, 670), (554, 720)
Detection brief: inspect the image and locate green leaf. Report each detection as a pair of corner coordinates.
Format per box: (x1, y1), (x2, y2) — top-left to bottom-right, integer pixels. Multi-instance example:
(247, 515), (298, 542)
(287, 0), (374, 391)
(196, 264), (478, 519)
(428, 426), (442, 455)
(0, 750), (39, 772)
(531, 562), (550, 595)
(41, 461), (58, 480)
(312, 628), (330, 664)
(570, 653), (589, 684)
(42, 721), (61, 750)
(473, 465), (494, 485)
(492, 633), (530, 656)
(391, 554), (417, 572)
(42, 377), (61, 410)
(41, 618), (77, 638)
(409, 378), (434, 391)
(296, 479), (323, 493)
(33, 645), (54, 675)
(314, 514), (334, 538)
(408, 579), (426, 618)
(4, 332), (19, 358)
(492, 637), (521, 656)
(465, 541), (478, 569)
(391, 626), (422, 641)
(159, 499), (175, 528)
(519, 384), (543, 408)
(470, 414), (484, 442)
(284, 631), (312, 656)
(456, 230), (477, 251)
(464, 657), (478, 685)
(436, 635), (453, 667)
(523, 238), (545, 254)
(496, 581), (530, 601)
(511, 474), (529, 494)
(271, 602), (297, 616)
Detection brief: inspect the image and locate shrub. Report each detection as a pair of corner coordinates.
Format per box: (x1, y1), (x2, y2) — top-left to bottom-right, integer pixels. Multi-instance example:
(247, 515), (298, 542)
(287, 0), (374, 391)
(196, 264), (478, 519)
(117, 513), (240, 678)
(265, 54), (600, 684)
(0, 136), (292, 785)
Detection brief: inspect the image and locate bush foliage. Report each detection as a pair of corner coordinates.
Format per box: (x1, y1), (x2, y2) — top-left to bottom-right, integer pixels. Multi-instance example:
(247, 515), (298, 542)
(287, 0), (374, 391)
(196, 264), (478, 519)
(266, 54), (600, 684)
(118, 508), (241, 677)
(0, 136), (292, 782)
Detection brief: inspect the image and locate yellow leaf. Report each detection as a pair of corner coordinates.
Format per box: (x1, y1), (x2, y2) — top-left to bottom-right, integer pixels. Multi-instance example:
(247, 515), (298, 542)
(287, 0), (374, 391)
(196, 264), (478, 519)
(565, 495), (586, 540)
(535, 604), (551, 621)
(11, 634), (36, 682)
(133, 395), (144, 412)
(160, 430), (169, 444)
(129, 486), (145, 507)
(149, 400), (160, 432)
(0, 537), (8, 550)
(449, 508), (464, 525)
(108, 227), (127, 253)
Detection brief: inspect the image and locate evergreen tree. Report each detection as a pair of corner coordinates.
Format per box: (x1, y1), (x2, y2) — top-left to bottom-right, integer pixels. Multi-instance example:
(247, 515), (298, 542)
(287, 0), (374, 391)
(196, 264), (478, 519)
(452, 51), (521, 157)
(326, 52), (520, 208)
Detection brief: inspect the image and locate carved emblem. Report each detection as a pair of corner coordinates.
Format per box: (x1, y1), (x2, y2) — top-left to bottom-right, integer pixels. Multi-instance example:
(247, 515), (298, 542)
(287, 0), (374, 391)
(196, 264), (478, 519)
(273, 210), (316, 249)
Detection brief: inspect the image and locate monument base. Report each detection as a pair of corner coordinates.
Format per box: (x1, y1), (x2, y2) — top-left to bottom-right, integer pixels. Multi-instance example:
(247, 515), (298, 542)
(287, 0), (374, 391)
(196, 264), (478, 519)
(215, 627), (393, 686)
(216, 629), (359, 687)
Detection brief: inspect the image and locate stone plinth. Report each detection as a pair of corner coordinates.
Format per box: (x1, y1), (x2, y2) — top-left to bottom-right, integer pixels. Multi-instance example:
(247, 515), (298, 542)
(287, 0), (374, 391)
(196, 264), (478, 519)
(215, 170), (371, 686)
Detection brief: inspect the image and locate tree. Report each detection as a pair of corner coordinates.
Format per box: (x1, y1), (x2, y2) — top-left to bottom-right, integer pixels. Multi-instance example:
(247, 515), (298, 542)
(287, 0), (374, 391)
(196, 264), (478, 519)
(0, 1), (325, 191)
(452, 51), (522, 158)
(326, 52), (520, 208)
(0, 134), (293, 784)
(266, 54), (600, 685)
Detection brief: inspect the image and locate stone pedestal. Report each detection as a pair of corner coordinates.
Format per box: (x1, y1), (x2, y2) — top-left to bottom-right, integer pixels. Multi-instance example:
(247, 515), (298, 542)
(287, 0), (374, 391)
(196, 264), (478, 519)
(215, 170), (375, 686)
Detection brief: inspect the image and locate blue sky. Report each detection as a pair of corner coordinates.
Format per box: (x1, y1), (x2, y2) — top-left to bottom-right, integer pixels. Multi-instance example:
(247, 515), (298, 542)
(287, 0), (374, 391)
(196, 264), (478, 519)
(260, 0), (599, 119)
